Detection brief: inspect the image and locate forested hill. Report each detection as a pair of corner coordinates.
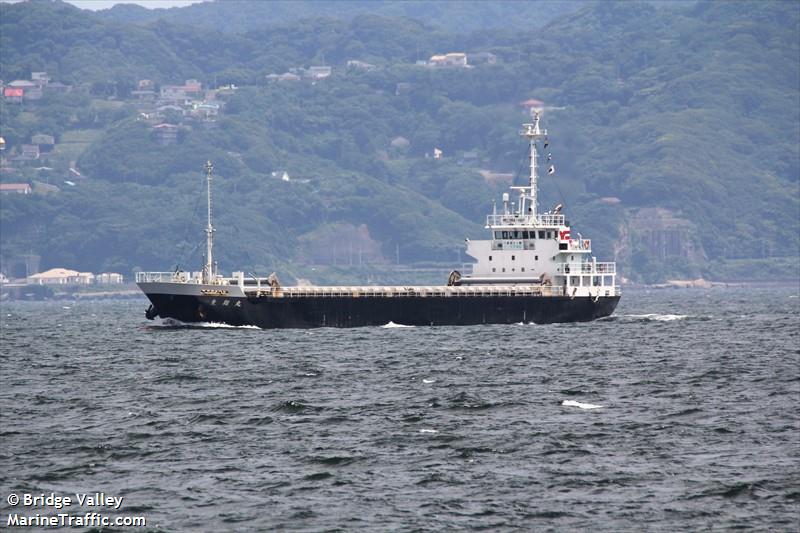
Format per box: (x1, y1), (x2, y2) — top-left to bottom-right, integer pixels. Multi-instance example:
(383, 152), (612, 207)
(94, 0), (586, 34)
(0, 0), (797, 284)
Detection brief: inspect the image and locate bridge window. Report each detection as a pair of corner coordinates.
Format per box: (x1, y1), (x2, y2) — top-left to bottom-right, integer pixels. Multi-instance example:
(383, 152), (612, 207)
(502, 231), (510, 239)
(522, 231), (529, 239)
(538, 230), (545, 239)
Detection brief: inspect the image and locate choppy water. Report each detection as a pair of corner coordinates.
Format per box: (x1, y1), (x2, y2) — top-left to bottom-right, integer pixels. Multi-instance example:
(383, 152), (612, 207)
(1, 287), (799, 531)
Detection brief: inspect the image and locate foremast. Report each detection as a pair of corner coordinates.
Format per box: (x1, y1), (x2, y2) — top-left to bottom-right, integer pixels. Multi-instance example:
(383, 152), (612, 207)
(203, 160), (216, 284)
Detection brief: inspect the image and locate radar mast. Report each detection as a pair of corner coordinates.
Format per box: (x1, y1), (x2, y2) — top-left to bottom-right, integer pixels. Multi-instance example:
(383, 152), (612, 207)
(203, 160), (215, 284)
(518, 109), (547, 221)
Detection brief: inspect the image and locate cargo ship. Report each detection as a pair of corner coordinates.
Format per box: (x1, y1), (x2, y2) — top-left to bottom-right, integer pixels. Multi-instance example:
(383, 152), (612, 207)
(137, 110), (620, 327)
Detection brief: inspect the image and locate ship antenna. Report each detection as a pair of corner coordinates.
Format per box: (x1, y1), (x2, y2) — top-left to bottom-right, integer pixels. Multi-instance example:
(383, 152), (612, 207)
(203, 160), (215, 284)
(519, 109), (547, 221)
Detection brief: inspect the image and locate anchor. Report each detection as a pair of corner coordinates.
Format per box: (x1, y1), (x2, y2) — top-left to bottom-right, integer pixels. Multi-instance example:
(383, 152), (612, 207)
(145, 304), (159, 320)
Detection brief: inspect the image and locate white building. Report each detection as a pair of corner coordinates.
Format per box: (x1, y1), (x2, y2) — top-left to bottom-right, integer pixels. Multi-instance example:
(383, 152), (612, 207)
(96, 272), (124, 284)
(27, 268), (94, 285)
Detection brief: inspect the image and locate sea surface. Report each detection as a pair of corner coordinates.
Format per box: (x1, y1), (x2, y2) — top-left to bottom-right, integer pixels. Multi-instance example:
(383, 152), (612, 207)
(1, 287), (799, 532)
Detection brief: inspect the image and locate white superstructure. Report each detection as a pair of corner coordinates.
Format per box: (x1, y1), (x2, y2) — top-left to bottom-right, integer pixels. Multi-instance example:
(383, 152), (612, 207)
(460, 109), (619, 298)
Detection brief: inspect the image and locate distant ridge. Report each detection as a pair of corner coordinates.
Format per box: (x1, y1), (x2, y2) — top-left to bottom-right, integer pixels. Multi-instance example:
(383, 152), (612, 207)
(93, 0), (588, 33)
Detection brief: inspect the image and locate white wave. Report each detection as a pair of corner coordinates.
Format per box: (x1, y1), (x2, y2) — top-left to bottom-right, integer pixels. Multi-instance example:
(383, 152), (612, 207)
(422, 378), (436, 384)
(381, 321), (414, 328)
(419, 428), (438, 433)
(62, 306), (71, 310)
(158, 318), (261, 329)
(562, 400), (603, 410)
(625, 313), (689, 321)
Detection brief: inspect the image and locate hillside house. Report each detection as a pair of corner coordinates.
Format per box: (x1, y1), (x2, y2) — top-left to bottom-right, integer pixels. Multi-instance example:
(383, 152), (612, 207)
(307, 66), (332, 79)
(215, 84), (238, 97)
(9, 80), (42, 100)
(189, 102), (220, 120)
(21, 145), (40, 160)
(429, 53), (468, 68)
(0, 183), (32, 195)
(266, 73), (301, 82)
(9, 80), (36, 89)
(3, 87), (23, 103)
(31, 134), (55, 152)
(347, 60), (376, 71)
(152, 123), (180, 145)
(31, 72), (50, 86)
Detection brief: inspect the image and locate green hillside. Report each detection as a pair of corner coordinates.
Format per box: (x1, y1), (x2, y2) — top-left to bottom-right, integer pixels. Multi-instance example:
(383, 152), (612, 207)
(94, 0), (586, 34)
(0, 0), (797, 283)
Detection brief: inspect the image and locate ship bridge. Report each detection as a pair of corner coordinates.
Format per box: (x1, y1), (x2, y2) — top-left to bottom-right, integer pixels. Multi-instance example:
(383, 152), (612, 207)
(459, 110), (618, 297)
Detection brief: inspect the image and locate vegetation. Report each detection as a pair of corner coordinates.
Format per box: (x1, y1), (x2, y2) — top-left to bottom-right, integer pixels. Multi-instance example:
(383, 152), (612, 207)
(0, 0), (797, 283)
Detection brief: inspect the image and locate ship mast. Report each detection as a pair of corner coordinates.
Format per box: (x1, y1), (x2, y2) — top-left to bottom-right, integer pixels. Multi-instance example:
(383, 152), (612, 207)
(518, 110), (547, 221)
(203, 160), (215, 284)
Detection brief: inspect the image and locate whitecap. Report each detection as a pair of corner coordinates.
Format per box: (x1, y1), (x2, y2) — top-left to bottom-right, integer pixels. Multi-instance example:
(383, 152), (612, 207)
(562, 400), (603, 410)
(419, 429), (438, 433)
(381, 321), (414, 328)
(62, 306), (71, 310)
(422, 378), (436, 384)
(626, 313), (689, 321)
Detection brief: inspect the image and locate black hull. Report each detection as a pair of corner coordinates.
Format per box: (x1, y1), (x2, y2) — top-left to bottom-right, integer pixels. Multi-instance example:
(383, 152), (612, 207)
(143, 292), (620, 328)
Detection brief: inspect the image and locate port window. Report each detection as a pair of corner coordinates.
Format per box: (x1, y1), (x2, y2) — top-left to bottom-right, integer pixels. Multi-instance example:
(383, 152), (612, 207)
(502, 268), (506, 273)
(489, 255), (492, 261)
(511, 255), (515, 261)
(512, 268), (515, 272)
(492, 268), (496, 272)
(521, 267), (525, 272)
(535, 255), (539, 261)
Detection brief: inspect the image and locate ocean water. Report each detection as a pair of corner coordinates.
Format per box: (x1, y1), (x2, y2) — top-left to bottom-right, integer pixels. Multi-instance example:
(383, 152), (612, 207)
(1, 287), (798, 531)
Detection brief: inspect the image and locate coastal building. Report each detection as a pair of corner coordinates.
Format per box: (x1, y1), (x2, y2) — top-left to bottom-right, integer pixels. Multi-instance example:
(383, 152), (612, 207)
(27, 268), (94, 285)
(96, 272), (124, 284)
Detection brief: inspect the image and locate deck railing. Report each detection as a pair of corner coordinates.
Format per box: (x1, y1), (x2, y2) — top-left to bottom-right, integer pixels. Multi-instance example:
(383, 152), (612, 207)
(486, 213), (565, 227)
(567, 239), (591, 251)
(556, 262), (616, 275)
(246, 284), (566, 299)
(136, 271), (198, 283)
